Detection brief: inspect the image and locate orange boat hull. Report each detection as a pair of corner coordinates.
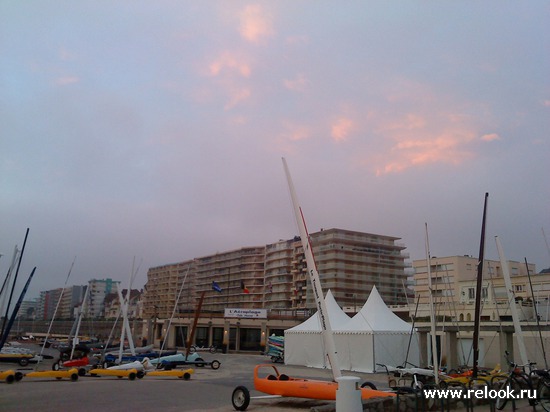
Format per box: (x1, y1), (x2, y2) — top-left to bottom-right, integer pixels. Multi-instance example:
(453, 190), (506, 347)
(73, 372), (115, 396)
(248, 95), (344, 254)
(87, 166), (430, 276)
(253, 364), (394, 400)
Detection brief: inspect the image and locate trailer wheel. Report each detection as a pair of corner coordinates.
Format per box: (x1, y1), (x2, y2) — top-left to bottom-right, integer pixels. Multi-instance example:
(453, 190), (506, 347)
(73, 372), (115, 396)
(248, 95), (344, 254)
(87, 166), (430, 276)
(361, 381), (377, 390)
(5, 374), (15, 384)
(211, 360), (221, 370)
(182, 372), (191, 380)
(78, 368), (86, 376)
(18, 358), (29, 366)
(196, 358), (205, 367)
(70, 373), (79, 381)
(52, 361), (60, 371)
(128, 372), (136, 380)
(137, 371), (145, 379)
(14, 372), (23, 382)
(231, 386), (250, 411)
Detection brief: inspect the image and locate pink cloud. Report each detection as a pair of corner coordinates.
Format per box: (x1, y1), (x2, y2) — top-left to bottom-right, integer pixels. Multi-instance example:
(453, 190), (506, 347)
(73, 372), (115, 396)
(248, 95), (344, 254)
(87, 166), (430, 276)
(331, 117), (353, 142)
(283, 73), (308, 92)
(55, 76), (79, 85)
(239, 5), (274, 43)
(281, 122), (311, 142)
(481, 133), (500, 142)
(362, 109), (480, 175)
(208, 52), (251, 77)
(224, 88), (251, 110)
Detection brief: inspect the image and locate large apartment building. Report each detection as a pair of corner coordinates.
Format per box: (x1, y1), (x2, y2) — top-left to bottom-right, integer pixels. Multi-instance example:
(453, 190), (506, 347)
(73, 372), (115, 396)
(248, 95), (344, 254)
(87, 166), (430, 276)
(142, 228), (410, 347)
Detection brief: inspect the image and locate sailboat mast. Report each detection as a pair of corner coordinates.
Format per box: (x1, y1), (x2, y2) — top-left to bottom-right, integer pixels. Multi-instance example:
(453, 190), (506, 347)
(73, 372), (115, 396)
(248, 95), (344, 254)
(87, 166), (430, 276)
(472, 192), (488, 379)
(160, 265), (190, 356)
(524, 257), (548, 369)
(282, 158), (342, 380)
(0, 267), (36, 351)
(71, 282), (90, 359)
(495, 236), (528, 365)
(425, 223), (439, 384)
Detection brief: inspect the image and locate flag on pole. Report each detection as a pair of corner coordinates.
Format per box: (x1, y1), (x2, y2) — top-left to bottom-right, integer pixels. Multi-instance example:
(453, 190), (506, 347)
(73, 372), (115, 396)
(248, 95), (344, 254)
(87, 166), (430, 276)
(240, 280), (250, 294)
(212, 281), (222, 293)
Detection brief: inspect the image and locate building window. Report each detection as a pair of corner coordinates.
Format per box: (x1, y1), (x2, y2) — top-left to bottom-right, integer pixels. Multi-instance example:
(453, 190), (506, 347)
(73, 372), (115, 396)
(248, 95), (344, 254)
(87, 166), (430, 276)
(468, 288), (475, 300)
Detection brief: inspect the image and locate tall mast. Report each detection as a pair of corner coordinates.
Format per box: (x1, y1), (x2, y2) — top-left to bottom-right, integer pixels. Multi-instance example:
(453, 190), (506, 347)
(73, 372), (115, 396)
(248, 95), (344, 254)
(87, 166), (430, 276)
(71, 281), (90, 359)
(282, 158), (342, 380)
(472, 192), (488, 379)
(425, 223), (439, 384)
(495, 236), (528, 365)
(0, 267), (36, 351)
(160, 265), (190, 356)
(524, 257), (548, 369)
(1, 228), (29, 337)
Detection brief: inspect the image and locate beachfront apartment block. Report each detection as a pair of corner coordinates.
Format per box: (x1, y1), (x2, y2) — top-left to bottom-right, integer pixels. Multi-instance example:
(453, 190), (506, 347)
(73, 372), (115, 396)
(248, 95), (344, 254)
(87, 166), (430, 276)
(142, 228), (411, 320)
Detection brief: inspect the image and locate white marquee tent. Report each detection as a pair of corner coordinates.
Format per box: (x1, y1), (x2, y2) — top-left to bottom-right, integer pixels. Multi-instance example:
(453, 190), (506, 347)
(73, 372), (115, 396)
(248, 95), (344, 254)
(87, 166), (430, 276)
(284, 286), (420, 373)
(335, 285), (420, 373)
(284, 290), (350, 369)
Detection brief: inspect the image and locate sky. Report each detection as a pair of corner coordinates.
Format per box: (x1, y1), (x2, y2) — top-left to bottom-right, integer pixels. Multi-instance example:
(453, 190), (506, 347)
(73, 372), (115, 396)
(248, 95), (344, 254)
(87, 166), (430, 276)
(1, 1), (549, 301)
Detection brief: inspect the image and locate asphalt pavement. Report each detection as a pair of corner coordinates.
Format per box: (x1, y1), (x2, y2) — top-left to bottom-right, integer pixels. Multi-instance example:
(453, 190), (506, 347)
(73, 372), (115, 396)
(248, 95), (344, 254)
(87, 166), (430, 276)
(0, 343), (542, 411)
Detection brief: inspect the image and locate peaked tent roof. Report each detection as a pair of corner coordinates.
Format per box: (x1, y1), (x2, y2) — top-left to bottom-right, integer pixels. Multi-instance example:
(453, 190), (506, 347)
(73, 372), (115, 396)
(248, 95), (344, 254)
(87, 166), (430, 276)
(286, 290), (350, 332)
(339, 285), (412, 332)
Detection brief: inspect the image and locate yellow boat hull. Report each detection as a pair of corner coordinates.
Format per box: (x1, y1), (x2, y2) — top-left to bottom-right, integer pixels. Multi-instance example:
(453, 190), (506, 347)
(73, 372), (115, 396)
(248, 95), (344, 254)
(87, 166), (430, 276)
(0, 370), (16, 384)
(89, 368), (140, 380)
(26, 368), (79, 381)
(147, 368), (194, 380)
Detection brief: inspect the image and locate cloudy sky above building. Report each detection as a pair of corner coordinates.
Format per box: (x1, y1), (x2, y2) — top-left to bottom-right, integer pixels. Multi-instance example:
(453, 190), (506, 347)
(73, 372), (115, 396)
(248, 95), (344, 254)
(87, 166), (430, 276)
(1, 2), (549, 299)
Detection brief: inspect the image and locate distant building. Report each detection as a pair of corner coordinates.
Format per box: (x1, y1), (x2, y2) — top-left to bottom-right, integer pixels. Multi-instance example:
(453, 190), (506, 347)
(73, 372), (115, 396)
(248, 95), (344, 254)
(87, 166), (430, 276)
(104, 289), (142, 319)
(85, 279), (118, 318)
(18, 299), (38, 320)
(411, 255), (548, 321)
(59, 285), (86, 319)
(37, 288), (63, 320)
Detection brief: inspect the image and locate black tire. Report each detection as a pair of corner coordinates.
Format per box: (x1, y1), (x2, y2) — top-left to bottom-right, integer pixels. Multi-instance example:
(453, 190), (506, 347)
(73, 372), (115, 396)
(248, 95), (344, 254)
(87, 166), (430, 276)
(211, 360), (221, 370)
(361, 381), (377, 390)
(70, 373), (79, 382)
(495, 378), (513, 410)
(189, 346), (196, 353)
(128, 372), (136, 381)
(5, 374), (15, 384)
(52, 361), (61, 371)
(209, 346), (217, 354)
(78, 368), (86, 376)
(137, 371), (145, 379)
(539, 379), (550, 412)
(411, 379), (424, 391)
(183, 372), (191, 380)
(14, 372), (23, 382)
(231, 386), (250, 411)
(196, 357), (205, 367)
(18, 358), (29, 367)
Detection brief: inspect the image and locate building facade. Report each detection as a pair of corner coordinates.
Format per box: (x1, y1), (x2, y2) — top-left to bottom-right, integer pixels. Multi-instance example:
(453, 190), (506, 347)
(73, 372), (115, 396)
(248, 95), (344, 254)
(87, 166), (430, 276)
(411, 255), (544, 321)
(86, 278), (118, 319)
(141, 228), (410, 350)
(59, 285), (87, 320)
